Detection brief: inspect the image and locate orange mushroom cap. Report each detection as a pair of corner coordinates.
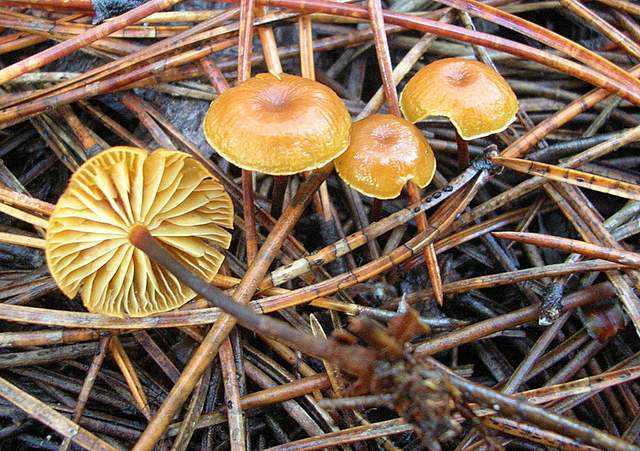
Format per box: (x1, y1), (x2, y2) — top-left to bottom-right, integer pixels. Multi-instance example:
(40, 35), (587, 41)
(335, 114), (436, 199)
(400, 58), (519, 141)
(46, 146), (234, 318)
(203, 72), (352, 175)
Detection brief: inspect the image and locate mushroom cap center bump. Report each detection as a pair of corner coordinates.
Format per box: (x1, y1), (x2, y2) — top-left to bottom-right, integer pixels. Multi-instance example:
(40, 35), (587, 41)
(204, 72), (352, 176)
(335, 114), (436, 200)
(400, 58), (519, 141)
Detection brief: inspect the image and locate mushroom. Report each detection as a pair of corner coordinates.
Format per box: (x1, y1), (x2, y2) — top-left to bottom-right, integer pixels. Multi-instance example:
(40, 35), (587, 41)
(335, 114), (436, 199)
(203, 72), (352, 176)
(45, 146), (234, 318)
(400, 58), (518, 169)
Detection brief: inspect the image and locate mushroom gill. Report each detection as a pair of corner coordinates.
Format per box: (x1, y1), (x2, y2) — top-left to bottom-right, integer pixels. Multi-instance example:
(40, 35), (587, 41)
(45, 146), (234, 318)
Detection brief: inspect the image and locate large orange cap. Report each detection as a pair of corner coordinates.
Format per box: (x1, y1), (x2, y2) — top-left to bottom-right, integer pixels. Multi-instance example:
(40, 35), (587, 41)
(204, 72), (352, 175)
(400, 58), (518, 140)
(335, 114), (436, 200)
(45, 146), (234, 318)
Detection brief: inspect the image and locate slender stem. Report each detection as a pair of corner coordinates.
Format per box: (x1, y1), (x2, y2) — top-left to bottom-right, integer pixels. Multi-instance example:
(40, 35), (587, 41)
(131, 164), (334, 451)
(271, 175), (288, 218)
(455, 130), (470, 171)
(242, 171), (258, 263)
(370, 198), (383, 222)
(128, 224), (375, 377)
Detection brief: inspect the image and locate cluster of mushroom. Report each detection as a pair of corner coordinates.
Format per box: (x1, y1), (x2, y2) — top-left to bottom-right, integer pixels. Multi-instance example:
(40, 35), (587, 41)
(45, 58), (518, 318)
(204, 71), (434, 200)
(204, 58), (518, 199)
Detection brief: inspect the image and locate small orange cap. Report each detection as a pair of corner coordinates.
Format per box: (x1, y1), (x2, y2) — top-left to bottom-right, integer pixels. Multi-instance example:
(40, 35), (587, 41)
(204, 73), (351, 175)
(400, 58), (518, 140)
(46, 146), (234, 318)
(335, 114), (436, 199)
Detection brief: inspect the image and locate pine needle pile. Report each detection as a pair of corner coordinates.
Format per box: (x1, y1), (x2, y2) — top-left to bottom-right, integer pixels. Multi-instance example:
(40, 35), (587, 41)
(1, 0), (640, 449)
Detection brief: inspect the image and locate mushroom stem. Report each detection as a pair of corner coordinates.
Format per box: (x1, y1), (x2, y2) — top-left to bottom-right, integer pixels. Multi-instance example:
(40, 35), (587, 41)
(242, 171), (258, 262)
(455, 130), (470, 171)
(371, 198), (384, 222)
(270, 175), (288, 218)
(128, 224), (375, 377)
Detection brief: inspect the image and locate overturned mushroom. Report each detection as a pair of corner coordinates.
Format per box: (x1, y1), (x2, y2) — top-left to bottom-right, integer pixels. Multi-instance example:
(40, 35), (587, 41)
(46, 146), (233, 318)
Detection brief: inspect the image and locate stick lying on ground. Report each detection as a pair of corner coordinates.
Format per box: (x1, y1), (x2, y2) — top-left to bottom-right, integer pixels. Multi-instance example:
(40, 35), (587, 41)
(493, 231), (640, 268)
(129, 223), (639, 451)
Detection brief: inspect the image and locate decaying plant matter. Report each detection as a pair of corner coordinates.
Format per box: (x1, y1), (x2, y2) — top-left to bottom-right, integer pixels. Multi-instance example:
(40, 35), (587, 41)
(127, 222), (640, 451)
(1, 0), (640, 449)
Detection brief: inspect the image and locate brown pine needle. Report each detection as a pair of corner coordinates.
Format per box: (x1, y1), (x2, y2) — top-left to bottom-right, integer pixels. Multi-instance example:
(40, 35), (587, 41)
(493, 231), (640, 268)
(0, 186), (54, 215)
(366, 0), (444, 305)
(0, 231), (45, 249)
(0, 202), (49, 229)
(521, 364), (640, 405)
(0, 0), (185, 86)
(109, 337), (152, 420)
(490, 154), (640, 201)
(0, 375), (117, 451)
(309, 314), (342, 398)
